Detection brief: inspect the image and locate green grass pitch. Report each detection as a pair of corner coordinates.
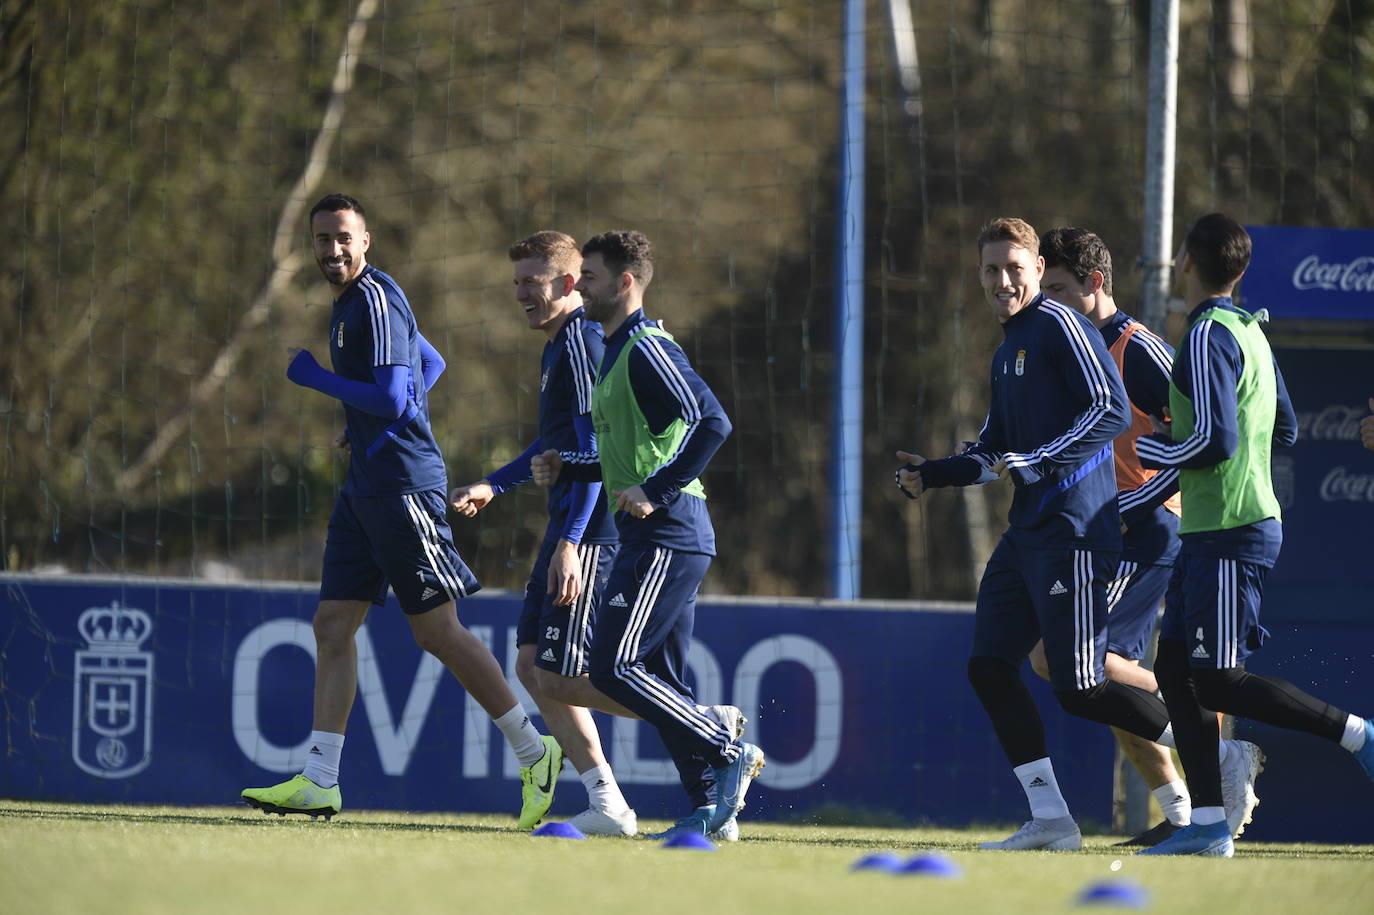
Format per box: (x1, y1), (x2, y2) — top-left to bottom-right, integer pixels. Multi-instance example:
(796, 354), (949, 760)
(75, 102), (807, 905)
(2, 802), (1371, 914)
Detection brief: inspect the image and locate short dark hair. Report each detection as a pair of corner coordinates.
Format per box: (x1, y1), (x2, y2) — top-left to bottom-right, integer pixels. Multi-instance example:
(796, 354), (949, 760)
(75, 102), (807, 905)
(977, 217), (1039, 258)
(1185, 212), (1251, 290)
(310, 193), (366, 223)
(509, 230), (581, 275)
(1040, 227), (1114, 295)
(581, 230), (654, 288)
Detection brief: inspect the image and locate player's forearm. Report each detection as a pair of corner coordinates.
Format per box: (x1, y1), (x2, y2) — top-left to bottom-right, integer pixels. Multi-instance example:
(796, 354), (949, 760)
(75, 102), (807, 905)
(560, 482), (602, 544)
(555, 451), (603, 483)
(640, 413), (730, 504)
(1004, 402), (1129, 486)
(417, 332), (446, 392)
(1118, 466), (1179, 525)
(486, 439), (541, 494)
(289, 355), (409, 420)
(912, 453), (989, 489)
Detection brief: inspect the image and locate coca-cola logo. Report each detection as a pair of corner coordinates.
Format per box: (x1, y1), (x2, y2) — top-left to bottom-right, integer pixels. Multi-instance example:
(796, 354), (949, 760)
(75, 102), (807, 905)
(1296, 405), (1367, 441)
(1319, 466), (1374, 503)
(1291, 255), (1374, 293)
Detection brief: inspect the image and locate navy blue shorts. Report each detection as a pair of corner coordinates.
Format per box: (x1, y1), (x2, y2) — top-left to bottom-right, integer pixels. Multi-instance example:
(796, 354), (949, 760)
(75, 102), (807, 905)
(1160, 551), (1270, 668)
(1104, 560), (1171, 661)
(320, 488), (480, 614)
(516, 530), (616, 677)
(589, 544), (735, 778)
(972, 534), (1116, 692)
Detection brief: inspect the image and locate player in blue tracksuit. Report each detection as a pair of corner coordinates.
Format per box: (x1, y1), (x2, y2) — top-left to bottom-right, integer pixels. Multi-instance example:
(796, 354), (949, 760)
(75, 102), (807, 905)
(532, 230), (762, 840)
(896, 217), (1175, 851)
(449, 231), (635, 835)
(242, 194), (558, 828)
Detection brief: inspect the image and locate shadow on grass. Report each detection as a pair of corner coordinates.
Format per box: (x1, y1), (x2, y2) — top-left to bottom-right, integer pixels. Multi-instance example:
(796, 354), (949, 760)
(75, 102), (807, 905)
(0, 805), (513, 836)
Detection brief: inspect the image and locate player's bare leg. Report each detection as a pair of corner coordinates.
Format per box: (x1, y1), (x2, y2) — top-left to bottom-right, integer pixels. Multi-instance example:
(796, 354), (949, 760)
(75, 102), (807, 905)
(516, 646), (637, 835)
(406, 601), (523, 715)
(537, 666), (642, 719)
(515, 646), (607, 773)
(241, 599), (369, 819)
(312, 599), (371, 732)
(408, 601), (560, 828)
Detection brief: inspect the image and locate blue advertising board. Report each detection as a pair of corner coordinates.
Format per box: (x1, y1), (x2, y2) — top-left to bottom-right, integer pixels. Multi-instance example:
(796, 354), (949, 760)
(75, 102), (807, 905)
(1243, 225), (1374, 321)
(1, 574), (1116, 832)
(1264, 346), (1374, 621)
(4, 572), (1372, 841)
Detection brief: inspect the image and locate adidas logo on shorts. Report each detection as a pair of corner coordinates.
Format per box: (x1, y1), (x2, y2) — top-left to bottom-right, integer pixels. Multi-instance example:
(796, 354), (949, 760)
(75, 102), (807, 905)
(420, 587), (439, 601)
(1049, 580), (1068, 596)
(1192, 643), (1210, 659)
(540, 648), (556, 662)
(608, 592), (628, 608)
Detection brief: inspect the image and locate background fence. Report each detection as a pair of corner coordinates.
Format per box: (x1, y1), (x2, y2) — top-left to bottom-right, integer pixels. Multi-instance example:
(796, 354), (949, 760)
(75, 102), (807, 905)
(4, 0), (1371, 598)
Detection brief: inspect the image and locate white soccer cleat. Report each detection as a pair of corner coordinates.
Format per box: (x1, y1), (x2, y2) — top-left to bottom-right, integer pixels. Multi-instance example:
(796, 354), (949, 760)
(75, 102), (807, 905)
(709, 817), (740, 842)
(1220, 738), (1264, 837)
(700, 704), (748, 741)
(566, 806), (638, 837)
(979, 816), (1082, 851)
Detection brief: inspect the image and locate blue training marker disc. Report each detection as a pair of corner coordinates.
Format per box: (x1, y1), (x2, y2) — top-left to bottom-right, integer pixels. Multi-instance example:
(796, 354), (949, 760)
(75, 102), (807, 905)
(898, 852), (962, 878)
(661, 831), (716, 850)
(851, 852), (904, 873)
(1074, 879), (1150, 908)
(532, 821), (586, 839)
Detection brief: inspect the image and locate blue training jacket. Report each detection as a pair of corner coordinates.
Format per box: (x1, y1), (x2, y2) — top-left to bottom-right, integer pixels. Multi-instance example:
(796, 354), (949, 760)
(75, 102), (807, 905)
(920, 294), (1130, 550)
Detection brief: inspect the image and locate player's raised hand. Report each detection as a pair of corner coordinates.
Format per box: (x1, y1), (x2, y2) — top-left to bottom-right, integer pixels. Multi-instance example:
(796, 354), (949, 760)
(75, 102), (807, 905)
(450, 481), (494, 517)
(547, 539), (582, 607)
(286, 348), (322, 385)
(894, 450), (926, 500)
(1360, 397), (1374, 451)
(612, 485), (655, 519)
(531, 449), (562, 486)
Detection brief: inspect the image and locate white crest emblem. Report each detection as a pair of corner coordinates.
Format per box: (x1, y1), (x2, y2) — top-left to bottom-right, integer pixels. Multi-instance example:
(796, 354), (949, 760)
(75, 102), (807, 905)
(72, 602), (154, 778)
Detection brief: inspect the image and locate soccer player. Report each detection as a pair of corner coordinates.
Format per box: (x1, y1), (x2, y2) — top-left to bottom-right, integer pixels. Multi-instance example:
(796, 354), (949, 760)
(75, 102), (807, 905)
(1031, 227), (1262, 846)
(1135, 213), (1374, 856)
(1362, 397), (1374, 450)
(242, 194), (560, 828)
(531, 230), (764, 840)
(448, 230), (636, 836)
(895, 217), (1181, 852)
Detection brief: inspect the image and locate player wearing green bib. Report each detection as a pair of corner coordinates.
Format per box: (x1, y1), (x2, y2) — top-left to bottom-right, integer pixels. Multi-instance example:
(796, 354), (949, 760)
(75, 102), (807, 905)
(533, 231), (764, 841)
(1136, 213), (1374, 856)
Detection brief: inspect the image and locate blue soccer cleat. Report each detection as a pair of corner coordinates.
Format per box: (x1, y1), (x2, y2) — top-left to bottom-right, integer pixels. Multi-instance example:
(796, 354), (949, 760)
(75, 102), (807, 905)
(646, 806), (713, 840)
(1135, 820), (1233, 857)
(1355, 718), (1374, 783)
(707, 742), (765, 835)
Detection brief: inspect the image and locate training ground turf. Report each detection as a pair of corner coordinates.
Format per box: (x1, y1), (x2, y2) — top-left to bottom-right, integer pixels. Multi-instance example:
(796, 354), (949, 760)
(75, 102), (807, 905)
(1, 802), (1371, 914)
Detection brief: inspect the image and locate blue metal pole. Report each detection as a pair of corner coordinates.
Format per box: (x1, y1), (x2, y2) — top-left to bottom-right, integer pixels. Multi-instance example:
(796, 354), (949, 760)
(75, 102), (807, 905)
(830, 0), (865, 600)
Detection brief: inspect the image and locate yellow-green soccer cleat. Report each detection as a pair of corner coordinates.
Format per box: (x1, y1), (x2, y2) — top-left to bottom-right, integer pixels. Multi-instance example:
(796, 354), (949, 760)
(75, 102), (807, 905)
(241, 774), (342, 820)
(517, 735), (564, 830)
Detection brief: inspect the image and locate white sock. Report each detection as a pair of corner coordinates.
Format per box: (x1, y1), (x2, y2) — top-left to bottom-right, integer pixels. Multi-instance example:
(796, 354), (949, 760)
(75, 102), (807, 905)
(494, 704), (546, 767)
(1152, 780), (1191, 826)
(579, 764), (629, 814)
(1155, 724), (1176, 748)
(1013, 758), (1071, 820)
(1340, 714), (1367, 753)
(301, 730), (344, 788)
(1192, 805), (1225, 826)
